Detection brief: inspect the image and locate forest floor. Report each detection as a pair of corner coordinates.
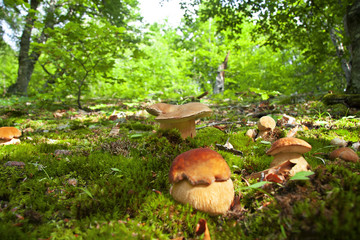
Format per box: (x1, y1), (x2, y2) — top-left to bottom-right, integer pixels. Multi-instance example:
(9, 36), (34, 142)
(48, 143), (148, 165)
(0, 94), (360, 239)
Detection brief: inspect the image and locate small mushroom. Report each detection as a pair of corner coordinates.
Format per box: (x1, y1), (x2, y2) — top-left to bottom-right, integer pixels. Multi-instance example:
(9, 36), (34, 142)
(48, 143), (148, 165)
(329, 147), (359, 162)
(169, 148), (234, 215)
(0, 127), (22, 145)
(257, 116), (276, 139)
(245, 129), (257, 140)
(266, 137), (312, 176)
(330, 138), (348, 147)
(146, 102), (212, 139)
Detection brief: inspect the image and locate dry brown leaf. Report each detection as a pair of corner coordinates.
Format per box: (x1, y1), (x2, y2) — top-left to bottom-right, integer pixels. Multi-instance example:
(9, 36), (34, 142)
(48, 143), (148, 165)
(264, 172), (284, 183)
(196, 218), (211, 240)
(213, 125), (227, 131)
(23, 127), (34, 133)
(53, 110), (67, 118)
(109, 126), (119, 137)
(286, 125), (299, 138)
(247, 160), (296, 181)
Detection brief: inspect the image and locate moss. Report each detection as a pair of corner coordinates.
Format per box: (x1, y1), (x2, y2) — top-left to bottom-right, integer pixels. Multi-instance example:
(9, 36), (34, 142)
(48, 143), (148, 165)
(118, 122), (154, 131)
(1, 97), (360, 239)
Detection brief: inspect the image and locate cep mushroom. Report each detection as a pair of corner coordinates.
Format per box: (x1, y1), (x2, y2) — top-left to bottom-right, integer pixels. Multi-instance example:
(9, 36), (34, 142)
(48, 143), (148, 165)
(169, 148), (234, 215)
(0, 127), (22, 145)
(146, 102), (212, 139)
(257, 116), (276, 139)
(329, 147), (359, 163)
(266, 137), (312, 176)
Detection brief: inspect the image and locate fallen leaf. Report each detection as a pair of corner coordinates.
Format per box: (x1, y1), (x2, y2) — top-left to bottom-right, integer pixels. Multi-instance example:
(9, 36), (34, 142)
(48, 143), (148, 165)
(264, 172), (285, 183)
(152, 189), (161, 194)
(4, 161), (25, 168)
(196, 218), (211, 240)
(286, 125), (299, 138)
(213, 125), (227, 131)
(247, 160), (296, 181)
(54, 150), (72, 156)
(109, 126), (119, 137)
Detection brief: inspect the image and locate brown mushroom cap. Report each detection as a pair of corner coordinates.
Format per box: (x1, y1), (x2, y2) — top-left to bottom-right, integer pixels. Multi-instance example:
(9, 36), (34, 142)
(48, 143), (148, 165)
(145, 103), (178, 116)
(146, 102), (212, 139)
(266, 137), (312, 156)
(169, 148), (234, 215)
(0, 127), (22, 140)
(169, 148), (231, 185)
(329, 147), (359, 162)
(257, 116), (276, 131)
(155, 102), (212, 123)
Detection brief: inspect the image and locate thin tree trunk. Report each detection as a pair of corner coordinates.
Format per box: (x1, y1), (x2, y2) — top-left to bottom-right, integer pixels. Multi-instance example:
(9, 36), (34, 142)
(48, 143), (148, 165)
(7, 0), (40, 95)
(213, 51), (230, 94)
(345, 0), (360, 93)
(7, 0), (56, 96)
(330, 28), (351, 88)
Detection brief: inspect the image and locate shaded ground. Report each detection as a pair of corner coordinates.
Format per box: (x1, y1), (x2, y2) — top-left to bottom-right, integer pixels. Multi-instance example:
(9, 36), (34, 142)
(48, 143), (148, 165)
(0, 96), (360, 239)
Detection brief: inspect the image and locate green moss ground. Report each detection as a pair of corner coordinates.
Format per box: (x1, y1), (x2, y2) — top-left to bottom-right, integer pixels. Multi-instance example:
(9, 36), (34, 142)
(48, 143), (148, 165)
(1, 97), (360, 239)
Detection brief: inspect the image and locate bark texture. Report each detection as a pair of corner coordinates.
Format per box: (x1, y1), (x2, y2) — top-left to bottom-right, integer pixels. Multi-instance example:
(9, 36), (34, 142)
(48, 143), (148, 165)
(346, 0), (360, 93)
(7, 0), (56, 95)
(213, 51), (230, 94)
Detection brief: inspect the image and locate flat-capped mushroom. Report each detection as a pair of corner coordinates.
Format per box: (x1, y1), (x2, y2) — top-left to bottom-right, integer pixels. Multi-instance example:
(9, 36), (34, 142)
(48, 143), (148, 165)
(257, 116), (276, 139)
(169, 148), (234, 215)
(146, 102), (212, 139)
(0, 127), (22, 145)
(266, 137), (312, 175)
(329, 147), (359, 162)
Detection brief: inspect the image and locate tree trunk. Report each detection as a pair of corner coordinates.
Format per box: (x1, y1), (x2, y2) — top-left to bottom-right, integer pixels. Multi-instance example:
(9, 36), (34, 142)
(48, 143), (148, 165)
(7, 0), (56, 96)
(7, 0), (40, 95)
(330, 28), (351, 88)
(345, 0), (360, 94)
(213, 51), (230, 94)
(322, 93), (360, 108)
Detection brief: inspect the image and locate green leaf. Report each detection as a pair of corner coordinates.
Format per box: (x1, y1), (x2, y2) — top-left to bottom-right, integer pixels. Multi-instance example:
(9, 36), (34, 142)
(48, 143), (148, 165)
(290, 171), (314, 181)
(129, 133), (145, 139)
(240, 181), (272, 189)
(78, 187), (94, 199)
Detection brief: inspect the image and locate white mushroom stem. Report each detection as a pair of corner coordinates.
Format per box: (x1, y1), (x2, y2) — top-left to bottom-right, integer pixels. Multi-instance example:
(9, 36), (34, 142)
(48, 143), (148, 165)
(160, 119), (196, 139)
(0, 138), (21, 146)
(170, 179), (234, 215)
(257, 130), (270, 138)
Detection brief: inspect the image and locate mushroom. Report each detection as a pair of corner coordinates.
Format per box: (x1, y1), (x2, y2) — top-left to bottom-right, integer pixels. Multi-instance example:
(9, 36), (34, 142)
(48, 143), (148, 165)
(245, 129), (257, 140)
(169, 148), (234, 215)
(329, 147), (359, 162)
(0, 127), (22, 145)
(257, 116), (276, 139)
(330, 138), (348, 147)
(146, 102), (212, 139)
(266, 137), (312, 176)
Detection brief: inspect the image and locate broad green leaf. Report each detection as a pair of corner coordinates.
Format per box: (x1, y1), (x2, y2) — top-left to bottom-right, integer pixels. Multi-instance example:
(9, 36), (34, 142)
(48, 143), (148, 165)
(290, 171), (314, 181)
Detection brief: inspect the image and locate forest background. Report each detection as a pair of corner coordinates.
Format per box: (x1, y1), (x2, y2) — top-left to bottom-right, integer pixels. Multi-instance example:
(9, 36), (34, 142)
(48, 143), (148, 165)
(0, 0), (359, 106)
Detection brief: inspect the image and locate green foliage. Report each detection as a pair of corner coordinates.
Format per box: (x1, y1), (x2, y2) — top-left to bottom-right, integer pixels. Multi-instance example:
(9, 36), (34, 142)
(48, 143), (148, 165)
(0, 44), (18, 95)
(34, 20), (137, 108)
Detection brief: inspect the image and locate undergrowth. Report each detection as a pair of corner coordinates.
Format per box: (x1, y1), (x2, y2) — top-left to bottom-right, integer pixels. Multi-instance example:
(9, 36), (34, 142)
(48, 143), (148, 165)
(0, 97), (360, 239)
